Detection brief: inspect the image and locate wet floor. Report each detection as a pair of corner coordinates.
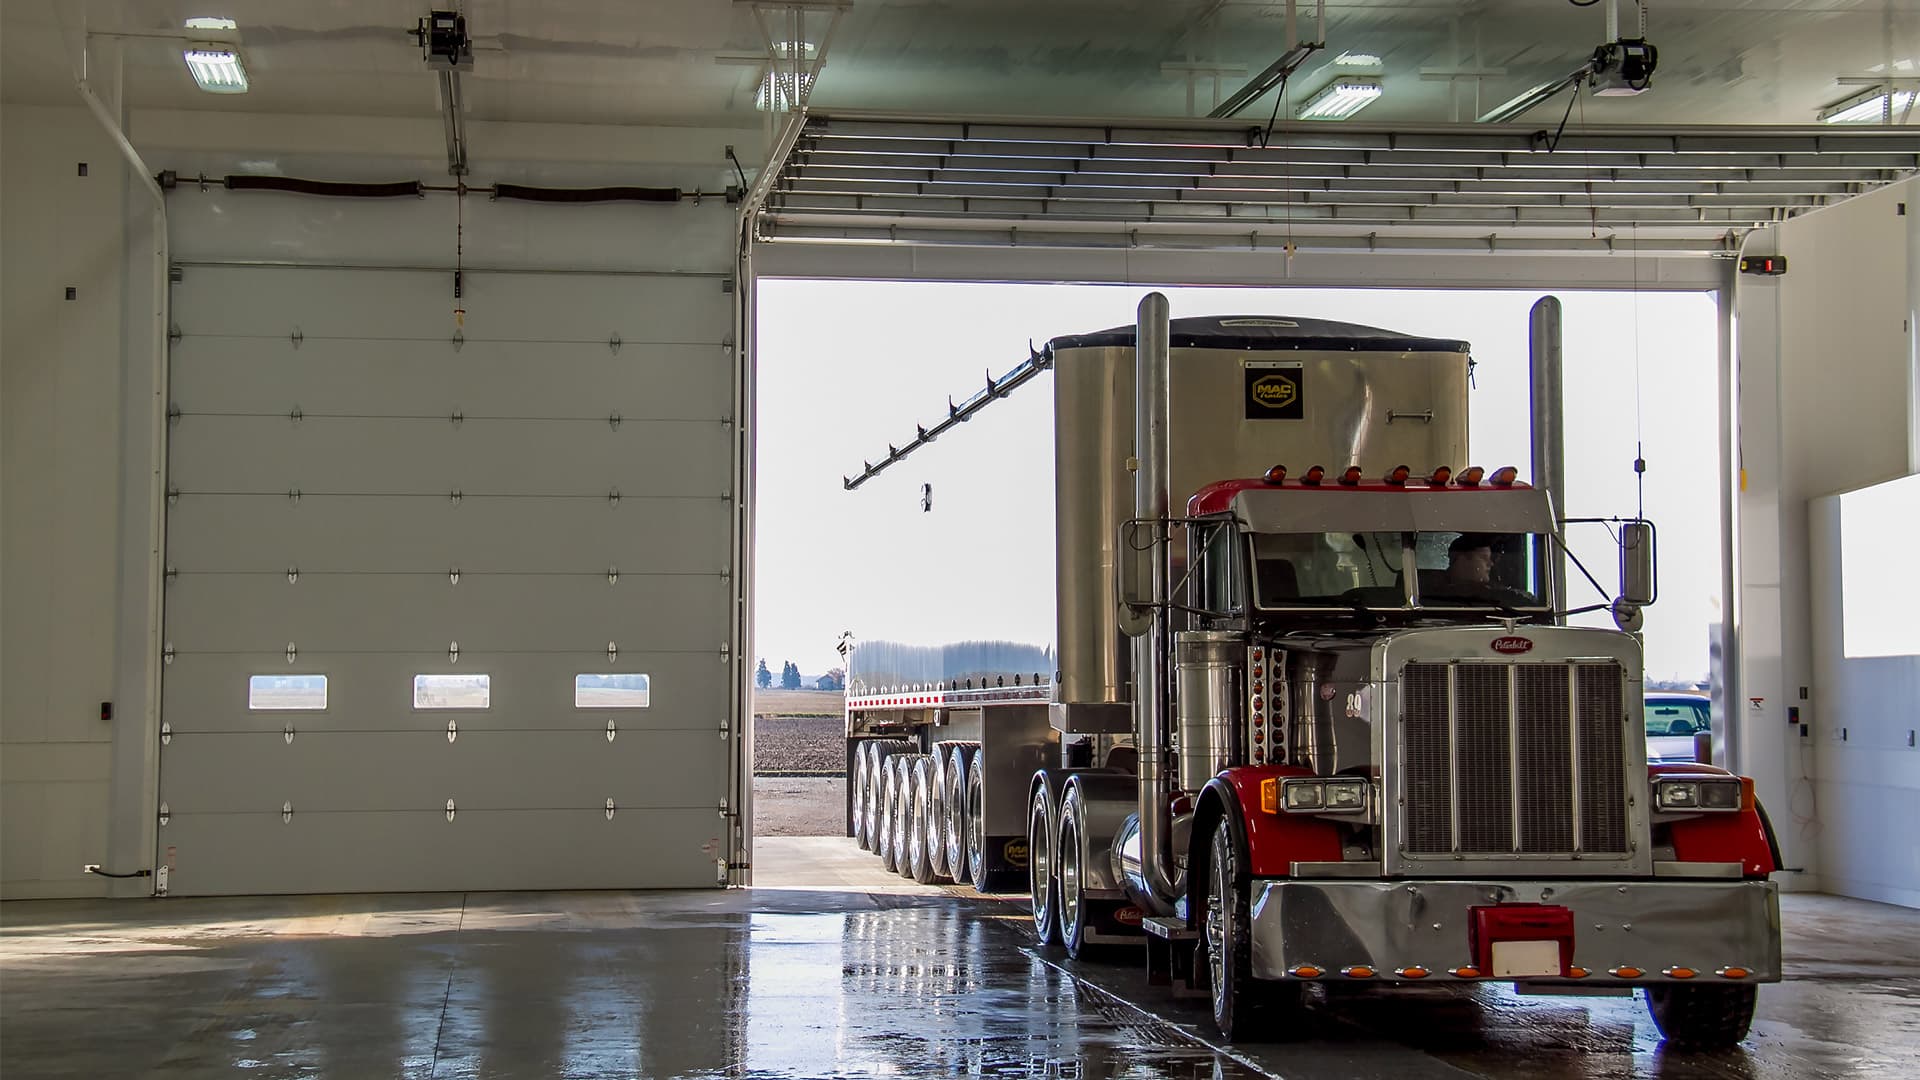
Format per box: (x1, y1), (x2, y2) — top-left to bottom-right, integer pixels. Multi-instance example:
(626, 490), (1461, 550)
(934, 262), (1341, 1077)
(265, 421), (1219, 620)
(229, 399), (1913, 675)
(2, 839), (1916, 1079)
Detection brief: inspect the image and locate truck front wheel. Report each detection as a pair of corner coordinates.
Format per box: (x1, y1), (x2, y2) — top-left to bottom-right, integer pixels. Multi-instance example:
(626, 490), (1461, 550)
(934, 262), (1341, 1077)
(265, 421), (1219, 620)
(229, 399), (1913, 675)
(1201, 817), (1299, 1040)
(1645, 984), (1758, 1049)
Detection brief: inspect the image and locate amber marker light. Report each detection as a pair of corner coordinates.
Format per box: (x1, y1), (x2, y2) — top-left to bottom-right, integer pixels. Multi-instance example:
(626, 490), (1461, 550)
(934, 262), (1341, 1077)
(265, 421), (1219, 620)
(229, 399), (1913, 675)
(1385, 465), (1411, 486)
(1258, 777), (1279, 815)
(1664, 967), (1698, 980)
(1449, 966), (1482, 978)
(1428, 466), (1452, 486)
(1341, 966), (1376, 979)
(1302, 465), (1326, 486)
(1456, 466), (1484, 486)
(1717, 967), (1751, 980)
(1395, 966), (1431, 979)
(1609, 966), (1644, 979)
(1289, 965), (1324, 978)
(1567, 966), (1591, 979)
(1338, 466), (1363, 486)
(1264, 464), (1288, 484)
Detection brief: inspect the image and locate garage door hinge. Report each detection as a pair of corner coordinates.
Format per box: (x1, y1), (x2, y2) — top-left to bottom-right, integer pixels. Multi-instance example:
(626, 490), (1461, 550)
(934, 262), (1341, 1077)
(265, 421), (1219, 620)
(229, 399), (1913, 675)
(607, 567), (620, 585)
(164, 566), (178, 583)
(607, 641), (619, 662)
(719, 642), (731, 664)
(167, 486), (180, 507)
(289, 406), (303, 424)
(608, 333), (622, 354)
(284, 724), (295, 744)
(448, 641), (460, 662)
(719, 797), (730, 815)
(450, 411), (463, 428)
(160, 721), (171, 745)
(282, 801), (293, 824)
(608, 412), (622, 430)
(722, 335), (735, 353)
(286, 642), (298, 663)
(449, 567), (461, 585)
(158, 802), (169, 826)
(168, 323), (182, 344)
(608, 488), (621, 505)
(167, 403), (181, 424)
(605, 719), (618, 742)
(168, 264), (184, 284)
(290, 328), (303, 349)
(451, 331), (464, 352)
(446, 718), (458, 743)
(722, 278), (735, 294)
(162, 643), (175, 665)
(288, 488), (302, 504)
(287, 566), (299, 584)
(446, 798), (457, 822)
(605, 798), (617, 821)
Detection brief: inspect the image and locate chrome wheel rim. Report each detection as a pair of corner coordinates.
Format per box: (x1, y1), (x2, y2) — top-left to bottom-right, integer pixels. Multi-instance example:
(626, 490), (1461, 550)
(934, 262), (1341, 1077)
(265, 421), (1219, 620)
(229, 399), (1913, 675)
(1206, 831), (1229, 1020)
(1060, 811), (1082, 939)
(1029, 793), (1052, 936)
(968, 771), (985, 883)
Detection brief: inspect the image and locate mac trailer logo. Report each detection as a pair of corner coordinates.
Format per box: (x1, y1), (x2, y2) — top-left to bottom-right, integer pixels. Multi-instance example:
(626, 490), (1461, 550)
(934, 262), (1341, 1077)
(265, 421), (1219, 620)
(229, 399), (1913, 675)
(1491, 636), (1535, 655)
(1244, 362), (1305, 420)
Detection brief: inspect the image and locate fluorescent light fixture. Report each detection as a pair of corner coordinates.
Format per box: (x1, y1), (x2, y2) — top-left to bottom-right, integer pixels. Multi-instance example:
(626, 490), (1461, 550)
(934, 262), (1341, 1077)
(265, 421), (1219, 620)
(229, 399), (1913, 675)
(1334, 52), (1382, 67)
(184, 47), (248, 93)
(1298, 78), (1382, 120)
(757, 70), (815, 110)
(1818, 86), (1917, 123)
(183, 16), (236, 30)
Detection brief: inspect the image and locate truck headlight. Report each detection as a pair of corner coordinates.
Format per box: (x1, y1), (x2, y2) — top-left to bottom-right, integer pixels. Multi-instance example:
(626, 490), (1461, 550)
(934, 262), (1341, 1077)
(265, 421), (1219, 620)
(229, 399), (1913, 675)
(1323, 778), (1368, 812)
(1655, 776), (1741, 812)
(1282, 779), (1325, 810)
(1280, 777), (1368, 814)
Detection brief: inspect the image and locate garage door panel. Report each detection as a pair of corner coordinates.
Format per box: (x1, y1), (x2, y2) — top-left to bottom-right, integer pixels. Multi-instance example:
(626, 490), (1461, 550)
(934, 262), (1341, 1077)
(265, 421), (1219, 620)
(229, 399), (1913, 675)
(160, 808), (727, 895)
(162, 652), (728, 734)
(168, 416), (731, 495)
(159, 730), (725, 813)
(167, 495), (731, 574)
(173, 268), (730, 343)
(167, 574), (730, 652)
(171, 339), (732, 418)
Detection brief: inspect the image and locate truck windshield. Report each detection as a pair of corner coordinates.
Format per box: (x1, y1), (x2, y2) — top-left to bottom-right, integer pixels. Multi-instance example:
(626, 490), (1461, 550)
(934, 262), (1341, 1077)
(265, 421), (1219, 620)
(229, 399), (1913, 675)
(1250, 530), (1547, 611)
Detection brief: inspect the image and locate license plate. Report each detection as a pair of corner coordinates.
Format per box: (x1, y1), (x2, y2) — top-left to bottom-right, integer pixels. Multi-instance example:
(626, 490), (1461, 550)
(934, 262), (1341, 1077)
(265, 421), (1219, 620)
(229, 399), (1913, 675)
(1491, 940), (1562, 978)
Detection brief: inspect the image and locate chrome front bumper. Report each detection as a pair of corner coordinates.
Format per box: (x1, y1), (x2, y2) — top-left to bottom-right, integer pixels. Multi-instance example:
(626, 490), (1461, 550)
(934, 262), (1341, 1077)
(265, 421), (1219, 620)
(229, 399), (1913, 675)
(1248, 878), (1781, 983)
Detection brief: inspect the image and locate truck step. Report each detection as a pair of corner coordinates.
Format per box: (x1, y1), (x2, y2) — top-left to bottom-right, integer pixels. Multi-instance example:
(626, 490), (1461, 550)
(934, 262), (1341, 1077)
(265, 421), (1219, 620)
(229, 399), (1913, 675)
(1143, 916), (1196, 941)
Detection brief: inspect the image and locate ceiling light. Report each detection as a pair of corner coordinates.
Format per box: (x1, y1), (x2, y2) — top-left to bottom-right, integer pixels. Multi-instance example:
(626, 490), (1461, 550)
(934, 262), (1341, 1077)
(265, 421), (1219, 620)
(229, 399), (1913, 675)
(1333, 52), (1382, 67)
(184, 48), (248, 93)
(1298, 78), (1382, 120)
(183, 16), (236, 31)
(1819, 86), (1917, 123)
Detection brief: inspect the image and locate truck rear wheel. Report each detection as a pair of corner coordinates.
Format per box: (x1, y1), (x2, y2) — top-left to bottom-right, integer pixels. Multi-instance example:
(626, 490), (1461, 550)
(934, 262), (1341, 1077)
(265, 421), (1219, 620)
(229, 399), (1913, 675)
(966, 753), (990, 892)
(851, 742), (872, 850)
(907, 757), (939, 883)
(877, 757), (902, 874)
(890, 755), (917, 876)
(945, 745), (973, 884)
(1201, 817), (1300, 1040)
(1028, 786), (1059, 945)
(925, 746), (951, 880)
(1645, 984), (1758, 1049)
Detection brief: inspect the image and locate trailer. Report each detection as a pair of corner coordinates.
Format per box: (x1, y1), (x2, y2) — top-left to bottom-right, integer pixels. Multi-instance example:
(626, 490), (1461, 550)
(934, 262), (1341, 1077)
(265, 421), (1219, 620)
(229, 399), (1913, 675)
(840, 296), (1781, 1048)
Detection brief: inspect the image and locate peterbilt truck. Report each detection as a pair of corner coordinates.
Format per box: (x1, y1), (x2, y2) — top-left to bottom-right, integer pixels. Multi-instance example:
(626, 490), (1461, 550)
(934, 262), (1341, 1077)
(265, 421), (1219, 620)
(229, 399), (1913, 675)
(840, 295), (1781, 1047)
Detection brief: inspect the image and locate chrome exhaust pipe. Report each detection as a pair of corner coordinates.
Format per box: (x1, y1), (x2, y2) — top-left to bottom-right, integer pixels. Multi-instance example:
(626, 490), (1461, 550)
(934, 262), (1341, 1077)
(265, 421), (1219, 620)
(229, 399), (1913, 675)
(1529, 296), (1568, 616)
(1132, 291), (1180, 915)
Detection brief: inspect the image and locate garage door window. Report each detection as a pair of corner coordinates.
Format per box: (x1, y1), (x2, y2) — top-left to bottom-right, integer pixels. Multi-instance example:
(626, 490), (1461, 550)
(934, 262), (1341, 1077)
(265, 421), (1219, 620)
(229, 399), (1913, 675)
(248, 674), (328, 711)
(413, 674), (491, 710)
(574, 673), (650, 708)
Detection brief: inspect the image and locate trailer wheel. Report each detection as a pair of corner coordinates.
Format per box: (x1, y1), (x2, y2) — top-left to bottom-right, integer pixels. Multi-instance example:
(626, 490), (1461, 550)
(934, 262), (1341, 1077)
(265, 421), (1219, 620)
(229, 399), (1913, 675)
(890, 756), (917, 877)
(908, 757), (939, 883)
(966, 752), (990, 892)
(1027, 786), (1059, 946)
(1201, 817), (1299, 1040)
(851, 742), (872, 851)
(944, 745), (973, 885)
(925, 746), (951, 880)
(1645, 984), (1758, 1050)
(877, 757), (902, 874)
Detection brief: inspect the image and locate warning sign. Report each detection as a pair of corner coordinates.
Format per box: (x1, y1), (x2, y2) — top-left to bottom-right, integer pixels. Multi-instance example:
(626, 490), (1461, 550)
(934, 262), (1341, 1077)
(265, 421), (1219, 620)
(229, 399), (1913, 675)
(1245, 361), (1304, 420)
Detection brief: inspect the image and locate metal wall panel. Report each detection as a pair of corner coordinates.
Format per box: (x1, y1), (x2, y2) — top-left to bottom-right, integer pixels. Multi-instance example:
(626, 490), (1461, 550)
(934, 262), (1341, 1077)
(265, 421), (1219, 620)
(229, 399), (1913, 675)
(160, 254), (737, 895)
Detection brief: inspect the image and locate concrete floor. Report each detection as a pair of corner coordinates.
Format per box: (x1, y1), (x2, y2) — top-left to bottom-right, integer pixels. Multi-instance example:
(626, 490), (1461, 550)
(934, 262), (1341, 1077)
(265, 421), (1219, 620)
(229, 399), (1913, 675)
(2, 837), (1915, 1079)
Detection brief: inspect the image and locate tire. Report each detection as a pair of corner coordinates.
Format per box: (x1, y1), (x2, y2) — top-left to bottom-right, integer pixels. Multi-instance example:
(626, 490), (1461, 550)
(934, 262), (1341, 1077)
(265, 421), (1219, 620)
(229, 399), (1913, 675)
(851, 742), (872, 850)
(908, 757), (939, 883)
(925, 746), (951, 880)
(967, 751), (991, 892)
(866, 741), (908, 859)
(1028, 786), (1060, 946)
(877, 757), (902, 874)
(945, 745), (973, 884)
(1200, 816), (1300, 1041)
(1058, 788), (1095, 959)
(1645, 984), (1758, 1050)
(892, 755), (919, 877)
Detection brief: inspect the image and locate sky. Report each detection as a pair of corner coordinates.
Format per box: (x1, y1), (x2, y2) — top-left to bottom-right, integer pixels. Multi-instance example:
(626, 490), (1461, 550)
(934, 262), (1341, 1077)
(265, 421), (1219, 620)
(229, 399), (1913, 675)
(753, 281), (1721, 685)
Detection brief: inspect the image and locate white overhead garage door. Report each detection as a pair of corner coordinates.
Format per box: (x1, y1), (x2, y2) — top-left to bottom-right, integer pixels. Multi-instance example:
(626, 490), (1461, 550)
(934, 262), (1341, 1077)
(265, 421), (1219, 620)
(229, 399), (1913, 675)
(159, 259), (740, 895)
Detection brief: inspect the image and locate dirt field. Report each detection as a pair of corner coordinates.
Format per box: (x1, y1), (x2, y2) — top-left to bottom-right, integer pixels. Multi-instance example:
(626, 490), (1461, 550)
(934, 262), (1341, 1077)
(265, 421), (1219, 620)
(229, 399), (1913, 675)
(752, 776), (847, 837)
(753, 714), (844, 774)
(752, 689), (843, 717)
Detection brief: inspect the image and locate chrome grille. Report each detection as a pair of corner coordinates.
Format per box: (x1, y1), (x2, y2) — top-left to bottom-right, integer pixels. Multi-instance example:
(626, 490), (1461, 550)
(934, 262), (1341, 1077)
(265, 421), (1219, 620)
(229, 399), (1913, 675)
(1400, 660), (1629, 859)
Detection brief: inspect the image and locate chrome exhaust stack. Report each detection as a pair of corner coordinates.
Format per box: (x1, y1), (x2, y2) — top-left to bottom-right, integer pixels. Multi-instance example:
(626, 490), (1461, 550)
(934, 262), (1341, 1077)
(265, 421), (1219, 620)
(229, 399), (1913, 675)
(1529, 296), (1568, 616)
(1131, 291), (1181, 916)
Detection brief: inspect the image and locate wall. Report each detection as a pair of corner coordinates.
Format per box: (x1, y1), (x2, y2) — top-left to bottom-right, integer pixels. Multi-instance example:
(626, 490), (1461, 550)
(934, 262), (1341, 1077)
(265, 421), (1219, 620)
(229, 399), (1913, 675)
(1, 105), (128, 898)
(1737, 176), (1918, 903)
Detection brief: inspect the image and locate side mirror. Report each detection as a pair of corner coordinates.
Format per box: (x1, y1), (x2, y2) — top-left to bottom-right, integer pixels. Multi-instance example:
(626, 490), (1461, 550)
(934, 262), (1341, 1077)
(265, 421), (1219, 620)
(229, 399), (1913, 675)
(1618, 520), (1655, 606)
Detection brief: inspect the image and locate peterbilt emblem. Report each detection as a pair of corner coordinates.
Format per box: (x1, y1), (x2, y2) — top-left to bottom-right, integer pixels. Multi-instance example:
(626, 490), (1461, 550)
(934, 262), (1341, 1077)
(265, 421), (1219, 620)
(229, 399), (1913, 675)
(1491, 636), (1535, 654)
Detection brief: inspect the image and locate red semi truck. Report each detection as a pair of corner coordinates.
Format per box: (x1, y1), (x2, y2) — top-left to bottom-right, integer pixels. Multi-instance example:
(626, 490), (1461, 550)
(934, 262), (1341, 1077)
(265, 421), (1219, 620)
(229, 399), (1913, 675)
(840, 295), (1780, 1047)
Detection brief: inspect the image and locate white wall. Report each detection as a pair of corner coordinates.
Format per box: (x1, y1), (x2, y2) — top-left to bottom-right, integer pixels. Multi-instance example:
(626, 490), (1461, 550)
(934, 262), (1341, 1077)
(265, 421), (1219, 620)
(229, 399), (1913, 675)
(1737, 176), (1919, 904)
(1, 105), (128, 898)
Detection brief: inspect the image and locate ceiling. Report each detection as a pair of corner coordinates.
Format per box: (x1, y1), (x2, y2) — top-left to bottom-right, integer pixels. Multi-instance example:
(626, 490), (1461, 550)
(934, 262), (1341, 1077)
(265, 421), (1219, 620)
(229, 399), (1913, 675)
(4, 1), (1918, 130)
